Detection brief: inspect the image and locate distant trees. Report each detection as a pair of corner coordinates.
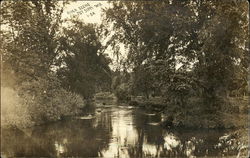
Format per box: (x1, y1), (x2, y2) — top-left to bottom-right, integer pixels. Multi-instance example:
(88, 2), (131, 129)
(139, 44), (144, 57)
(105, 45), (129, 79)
(111, 70), (132, 101)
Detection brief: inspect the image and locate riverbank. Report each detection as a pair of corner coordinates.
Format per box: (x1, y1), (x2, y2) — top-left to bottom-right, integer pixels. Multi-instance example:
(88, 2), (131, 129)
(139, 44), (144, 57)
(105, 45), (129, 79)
(128, 96), (249, 129)
(94, 93), (248, 130)
(127, 95), (249, 157)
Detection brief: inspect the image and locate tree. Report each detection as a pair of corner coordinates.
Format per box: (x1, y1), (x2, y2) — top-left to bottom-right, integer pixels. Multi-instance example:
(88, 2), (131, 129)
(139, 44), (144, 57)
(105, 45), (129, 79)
(1, 0), (68, 82)
(57, 20), (112, 98)
(102, 0), (206, 101)
(103, 0), (248, 97)
(195, 1), (249, 110)
(0, 1), (90, 127)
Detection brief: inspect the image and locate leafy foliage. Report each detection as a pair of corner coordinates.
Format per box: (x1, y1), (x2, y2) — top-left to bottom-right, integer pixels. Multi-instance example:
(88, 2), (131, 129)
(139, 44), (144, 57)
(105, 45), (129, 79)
(1, 75), (85, 128)
(1, 1), (67, 81)
(0, 1), (111, 127)
(18, 75), (85, 124)
(57, 20), (112, 98)
(103, 0), (249, 128)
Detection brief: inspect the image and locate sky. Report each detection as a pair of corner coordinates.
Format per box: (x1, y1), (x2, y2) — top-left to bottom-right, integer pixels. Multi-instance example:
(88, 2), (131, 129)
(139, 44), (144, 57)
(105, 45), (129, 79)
(62, 1), (110, 24)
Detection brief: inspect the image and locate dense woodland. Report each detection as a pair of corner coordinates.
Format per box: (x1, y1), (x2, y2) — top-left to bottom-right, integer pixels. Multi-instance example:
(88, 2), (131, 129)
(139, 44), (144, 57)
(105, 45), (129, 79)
(104, 0), (249, 128)
(1, 0), (249, 129)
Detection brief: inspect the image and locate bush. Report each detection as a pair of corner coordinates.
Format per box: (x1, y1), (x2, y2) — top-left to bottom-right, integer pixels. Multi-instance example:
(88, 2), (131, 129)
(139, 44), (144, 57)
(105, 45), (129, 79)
(1, 87), (34, 128)
(1, 75), (85, 128)
(114, 83), (131, 102)
(162, 96), (247, 129)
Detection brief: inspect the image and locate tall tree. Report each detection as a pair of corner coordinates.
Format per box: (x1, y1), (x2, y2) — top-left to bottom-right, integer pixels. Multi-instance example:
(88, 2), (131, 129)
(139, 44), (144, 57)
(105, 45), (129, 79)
(103, 0), (248, 95)
(1, 1), (68, 82)
(57, 20), (112, 98)
(195, 0), (249, 110)
(102, 0), (209, 99)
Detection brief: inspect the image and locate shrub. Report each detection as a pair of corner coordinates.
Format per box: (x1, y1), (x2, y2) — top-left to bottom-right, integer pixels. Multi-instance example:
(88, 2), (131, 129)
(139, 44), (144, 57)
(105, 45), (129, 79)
(1, 87), (34, 128)
(1, 75), (85, 128)
(114, 83), (131, 102)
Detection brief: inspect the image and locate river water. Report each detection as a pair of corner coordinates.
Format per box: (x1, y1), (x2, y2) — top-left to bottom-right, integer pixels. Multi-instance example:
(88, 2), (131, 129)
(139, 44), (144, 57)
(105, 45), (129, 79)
(1, 99), (243, 157)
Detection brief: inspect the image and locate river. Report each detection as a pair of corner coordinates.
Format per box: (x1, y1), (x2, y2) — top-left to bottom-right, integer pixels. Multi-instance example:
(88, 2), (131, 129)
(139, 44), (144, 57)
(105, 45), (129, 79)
(1, 99), (244, 157)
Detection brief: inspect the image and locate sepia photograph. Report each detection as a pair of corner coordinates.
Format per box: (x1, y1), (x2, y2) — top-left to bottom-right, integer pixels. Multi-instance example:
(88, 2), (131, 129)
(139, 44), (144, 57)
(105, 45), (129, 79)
(0, 0), (249, 157)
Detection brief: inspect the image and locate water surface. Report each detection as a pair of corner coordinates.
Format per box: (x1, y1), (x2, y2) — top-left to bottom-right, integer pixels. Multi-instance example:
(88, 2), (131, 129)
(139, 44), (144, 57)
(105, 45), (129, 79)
(1, 100), (243, 157)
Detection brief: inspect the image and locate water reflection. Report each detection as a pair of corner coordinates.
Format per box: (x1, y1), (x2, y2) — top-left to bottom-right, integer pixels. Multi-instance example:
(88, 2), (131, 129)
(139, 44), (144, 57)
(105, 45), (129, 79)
(1, 101), (244, 157)
(100, 108), (139, 158)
